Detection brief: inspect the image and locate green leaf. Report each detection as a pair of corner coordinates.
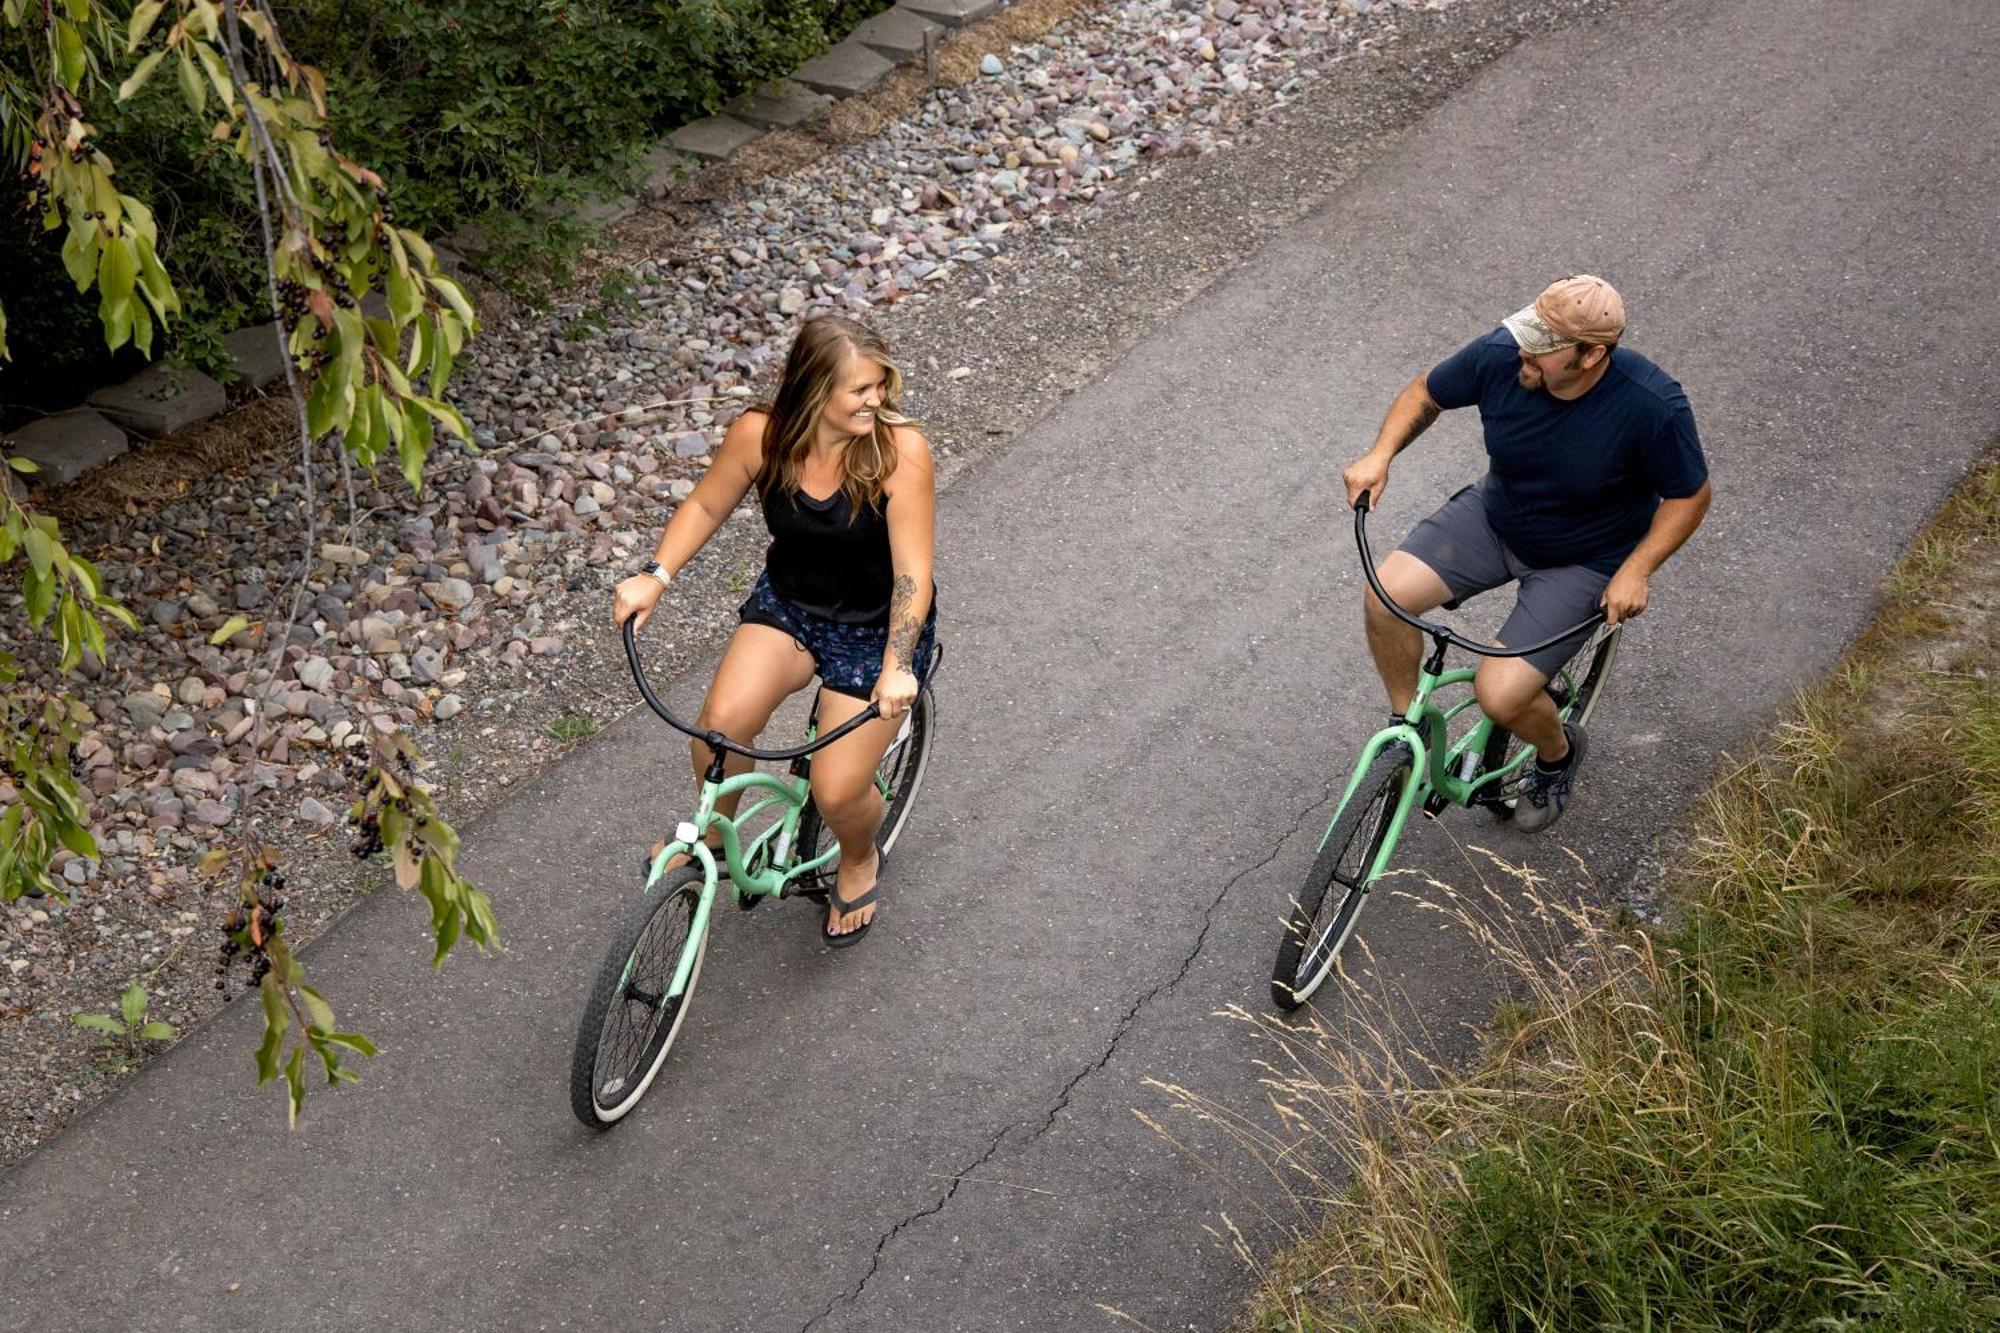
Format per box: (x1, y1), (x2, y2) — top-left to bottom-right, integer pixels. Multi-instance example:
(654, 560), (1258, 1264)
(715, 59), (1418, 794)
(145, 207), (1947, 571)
(6, 457), (38, 474)
(194, 42), (235, 110)
(397, 415), (426, 494)
(98, 238), (138, 313)
(324, 1031), (380, 1057)
(176, 48), (206, 114)
(138, 1021), (176, 1042)
(299, 986), (336, 1035)
(63, 0), (89, 21)
(428, 277), (477, 330)
(72, 1013), (124, 1035)
(255, 974), (288, 1082)
(102, 298), (133, 354)
(118, 50), (167, 102)
(396, 229), (437, 272)
(120, 984), (148, 1026)
(387, 266), (422, 328)
(130, 299), (154, 359)
(55, 20), (86, 90)
(432, 901), (462, 967)
(208, 616), (250, 646)
(285, 1045), (305, 1127)
(61, 219), (98, 294)
(23, 527), (56, 581)
(24, 567), (57, 625)
(136, 237), (178, 318)
(54, 809), (96, 859)
(128, 0), (166, 51)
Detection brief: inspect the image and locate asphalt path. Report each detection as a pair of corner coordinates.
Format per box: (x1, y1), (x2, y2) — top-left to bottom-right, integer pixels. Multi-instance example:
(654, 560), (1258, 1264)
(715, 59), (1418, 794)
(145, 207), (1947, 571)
(5, 0), (1998, 1328)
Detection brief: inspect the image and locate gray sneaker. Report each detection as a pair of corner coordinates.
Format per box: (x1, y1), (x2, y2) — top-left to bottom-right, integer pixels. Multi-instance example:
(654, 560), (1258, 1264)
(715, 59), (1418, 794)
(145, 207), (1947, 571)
(1514, 721), (1588, 833)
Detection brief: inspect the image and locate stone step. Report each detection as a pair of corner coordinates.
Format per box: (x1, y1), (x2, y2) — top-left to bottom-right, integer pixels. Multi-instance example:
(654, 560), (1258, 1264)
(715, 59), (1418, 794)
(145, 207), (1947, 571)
(222, 322), (288, 391)
(669, 114), (764, 163)
(725, 80), (829, 131)
(791, 39), (896, 97)
(896, 0), (1001, 29)
(5, 409), (128, 488)
(85, 363), (227, 438)
(850, 8), (944, 60)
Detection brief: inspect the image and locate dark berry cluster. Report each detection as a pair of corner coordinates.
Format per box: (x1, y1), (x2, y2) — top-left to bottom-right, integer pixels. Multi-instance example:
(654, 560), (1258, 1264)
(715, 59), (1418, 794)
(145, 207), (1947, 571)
(213, 868), (286, 997)
(350, 809), (385, 860)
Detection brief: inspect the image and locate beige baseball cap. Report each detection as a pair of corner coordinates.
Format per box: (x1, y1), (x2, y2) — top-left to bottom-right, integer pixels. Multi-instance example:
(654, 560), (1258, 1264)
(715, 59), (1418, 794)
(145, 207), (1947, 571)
(1502, 274), (1627, 354)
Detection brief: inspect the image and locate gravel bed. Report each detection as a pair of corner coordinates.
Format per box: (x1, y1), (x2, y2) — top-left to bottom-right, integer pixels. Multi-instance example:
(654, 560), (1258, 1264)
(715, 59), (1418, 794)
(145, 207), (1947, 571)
(0, 0), (1630, 1163)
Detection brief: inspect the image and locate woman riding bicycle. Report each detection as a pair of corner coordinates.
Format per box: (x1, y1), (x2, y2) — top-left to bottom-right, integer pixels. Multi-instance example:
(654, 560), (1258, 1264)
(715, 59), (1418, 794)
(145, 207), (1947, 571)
(611, 314), (938, 946)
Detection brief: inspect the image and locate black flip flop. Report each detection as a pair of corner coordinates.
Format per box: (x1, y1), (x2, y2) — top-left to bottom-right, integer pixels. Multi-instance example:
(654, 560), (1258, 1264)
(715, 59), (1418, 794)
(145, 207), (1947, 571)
(820, 845), (885, 949)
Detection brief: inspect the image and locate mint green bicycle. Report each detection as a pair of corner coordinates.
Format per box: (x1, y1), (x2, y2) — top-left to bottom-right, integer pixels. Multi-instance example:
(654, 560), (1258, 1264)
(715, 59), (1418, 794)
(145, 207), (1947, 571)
(569, 619), (940, 1127)
(1270, 493), (1622, 1010)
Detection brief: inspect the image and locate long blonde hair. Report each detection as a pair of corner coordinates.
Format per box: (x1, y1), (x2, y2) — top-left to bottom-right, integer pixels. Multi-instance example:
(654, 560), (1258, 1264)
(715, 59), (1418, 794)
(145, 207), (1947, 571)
(753, 314), (911, 515)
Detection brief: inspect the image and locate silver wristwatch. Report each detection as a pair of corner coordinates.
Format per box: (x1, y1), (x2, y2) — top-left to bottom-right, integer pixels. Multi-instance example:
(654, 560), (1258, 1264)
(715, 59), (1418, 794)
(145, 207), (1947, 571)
(635, 560), (671, 588)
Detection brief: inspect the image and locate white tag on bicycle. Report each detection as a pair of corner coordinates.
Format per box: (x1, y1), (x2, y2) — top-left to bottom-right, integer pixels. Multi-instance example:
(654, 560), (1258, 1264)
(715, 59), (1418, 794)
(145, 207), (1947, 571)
(675, 821), (700, 847)
(895, 711), (913, 745)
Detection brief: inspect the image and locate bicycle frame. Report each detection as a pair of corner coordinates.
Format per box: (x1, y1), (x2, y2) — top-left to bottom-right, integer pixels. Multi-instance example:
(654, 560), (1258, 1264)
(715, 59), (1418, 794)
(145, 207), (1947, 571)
(1321, 492), (1609, 857)
(619, 617), (939, 1003)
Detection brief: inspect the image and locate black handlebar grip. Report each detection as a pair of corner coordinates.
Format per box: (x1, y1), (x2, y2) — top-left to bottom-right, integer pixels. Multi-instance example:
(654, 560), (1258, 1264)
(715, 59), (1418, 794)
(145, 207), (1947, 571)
(1355, 489), (1373, 514)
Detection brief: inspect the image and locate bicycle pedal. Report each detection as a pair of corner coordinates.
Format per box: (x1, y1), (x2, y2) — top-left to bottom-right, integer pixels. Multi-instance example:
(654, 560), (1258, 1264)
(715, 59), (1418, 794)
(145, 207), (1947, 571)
(1422, 792), (1451, 818)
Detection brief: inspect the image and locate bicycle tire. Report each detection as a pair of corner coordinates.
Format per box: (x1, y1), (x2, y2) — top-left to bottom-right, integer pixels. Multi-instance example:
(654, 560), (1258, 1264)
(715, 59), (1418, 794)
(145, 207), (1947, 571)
(795, 689), (936, 886)
(1272, 742), (1413, 1011)
(569, 867), (710, 1127)
(1478, 624), (1623, 819)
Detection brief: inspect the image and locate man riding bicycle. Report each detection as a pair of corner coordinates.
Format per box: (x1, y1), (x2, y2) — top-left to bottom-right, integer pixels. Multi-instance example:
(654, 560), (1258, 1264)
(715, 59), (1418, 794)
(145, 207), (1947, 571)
(1342, 275), (1712, 831)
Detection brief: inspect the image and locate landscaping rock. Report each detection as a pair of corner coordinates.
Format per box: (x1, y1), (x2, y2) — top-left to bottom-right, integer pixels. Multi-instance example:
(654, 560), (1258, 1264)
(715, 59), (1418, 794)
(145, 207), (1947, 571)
(792, 40), (896, 97)
(84, 363), (227, 438)
(898, 0), (1001, 28)
(221, 323), (289, 391)
(724, 80), (829, 131)
(668, 115), (763, 164)
(851, 8), (944, 59)
(4, 410), (128, 488)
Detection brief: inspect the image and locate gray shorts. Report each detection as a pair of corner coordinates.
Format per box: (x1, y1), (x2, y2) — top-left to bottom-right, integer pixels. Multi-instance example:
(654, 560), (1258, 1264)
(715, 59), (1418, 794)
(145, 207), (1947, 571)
(1395, 484), (1608, 679)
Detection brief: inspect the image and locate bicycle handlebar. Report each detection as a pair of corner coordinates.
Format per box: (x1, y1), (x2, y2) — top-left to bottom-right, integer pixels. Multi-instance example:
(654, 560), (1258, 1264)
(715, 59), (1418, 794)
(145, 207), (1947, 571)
(1353, 490), (1605, 658)
(621, 616), (940, 761)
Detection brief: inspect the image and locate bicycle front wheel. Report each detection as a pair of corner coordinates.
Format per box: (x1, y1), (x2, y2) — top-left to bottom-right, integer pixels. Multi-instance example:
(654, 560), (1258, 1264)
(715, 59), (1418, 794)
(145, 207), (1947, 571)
(570, 867), (710, 1127)
(796, 689), (936, 883)
(1272, 743), (1413, 1011)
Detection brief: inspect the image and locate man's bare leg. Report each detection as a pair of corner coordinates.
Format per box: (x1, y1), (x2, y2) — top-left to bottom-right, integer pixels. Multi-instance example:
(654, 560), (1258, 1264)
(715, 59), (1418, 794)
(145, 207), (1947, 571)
(1363, 551), (1456, 713)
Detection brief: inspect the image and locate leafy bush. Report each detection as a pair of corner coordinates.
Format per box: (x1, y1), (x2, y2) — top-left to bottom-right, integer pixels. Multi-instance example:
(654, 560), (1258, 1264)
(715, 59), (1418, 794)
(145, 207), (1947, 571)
(1, 0), (883, 412)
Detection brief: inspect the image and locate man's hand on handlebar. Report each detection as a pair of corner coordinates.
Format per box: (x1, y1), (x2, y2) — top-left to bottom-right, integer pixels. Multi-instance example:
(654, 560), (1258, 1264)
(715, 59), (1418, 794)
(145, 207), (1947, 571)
(1343, 452), (1390, 510)
(1600, 567), (1649, 625)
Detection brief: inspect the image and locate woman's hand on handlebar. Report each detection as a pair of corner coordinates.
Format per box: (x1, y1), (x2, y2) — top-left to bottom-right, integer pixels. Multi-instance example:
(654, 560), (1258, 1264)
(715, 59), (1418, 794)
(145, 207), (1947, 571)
(872, 665), (919, 722)
(1343, 452), (1390, 509)
(613, 574), (667, 631)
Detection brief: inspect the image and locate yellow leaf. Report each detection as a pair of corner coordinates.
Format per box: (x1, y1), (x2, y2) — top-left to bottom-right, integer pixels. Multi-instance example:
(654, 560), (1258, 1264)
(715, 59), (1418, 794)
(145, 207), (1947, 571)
(209, 615), (251, 645)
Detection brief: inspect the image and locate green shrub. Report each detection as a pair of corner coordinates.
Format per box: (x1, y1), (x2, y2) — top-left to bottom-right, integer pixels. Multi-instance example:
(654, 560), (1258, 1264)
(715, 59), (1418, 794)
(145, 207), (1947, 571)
(0, 0), (884, 413)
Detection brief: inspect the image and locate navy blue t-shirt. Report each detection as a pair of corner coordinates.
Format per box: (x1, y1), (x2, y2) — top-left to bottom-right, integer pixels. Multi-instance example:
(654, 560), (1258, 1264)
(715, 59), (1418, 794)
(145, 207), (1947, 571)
(1425, 329), (1708, 573)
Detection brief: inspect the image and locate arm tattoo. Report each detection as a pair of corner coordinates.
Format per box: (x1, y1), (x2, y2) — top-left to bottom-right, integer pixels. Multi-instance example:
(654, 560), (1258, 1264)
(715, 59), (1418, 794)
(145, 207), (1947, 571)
(887, 574), (919, 669)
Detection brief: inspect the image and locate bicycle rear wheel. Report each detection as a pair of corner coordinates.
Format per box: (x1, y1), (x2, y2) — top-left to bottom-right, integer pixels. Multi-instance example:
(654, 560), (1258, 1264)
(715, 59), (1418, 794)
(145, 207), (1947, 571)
(795, 689), (936, 886)
(1272, 743), (1413, 1010)
(1478, 624), (1623, 819)
(570, 867), (710, 1127)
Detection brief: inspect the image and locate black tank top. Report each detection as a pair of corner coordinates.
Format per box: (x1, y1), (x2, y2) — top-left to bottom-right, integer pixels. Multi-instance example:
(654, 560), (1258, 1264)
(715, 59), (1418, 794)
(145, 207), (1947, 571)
(762, 484), (895, 624)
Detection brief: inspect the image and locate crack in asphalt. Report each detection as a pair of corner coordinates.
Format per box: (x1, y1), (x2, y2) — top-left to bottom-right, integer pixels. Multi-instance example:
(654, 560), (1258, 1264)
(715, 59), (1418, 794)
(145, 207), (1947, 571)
(797, 785), (1334, 1333)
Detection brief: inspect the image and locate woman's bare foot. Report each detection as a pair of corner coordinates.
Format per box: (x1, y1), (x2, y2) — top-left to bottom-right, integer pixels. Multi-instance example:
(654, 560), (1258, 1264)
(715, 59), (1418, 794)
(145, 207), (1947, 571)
(826, 845), (881, 937)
